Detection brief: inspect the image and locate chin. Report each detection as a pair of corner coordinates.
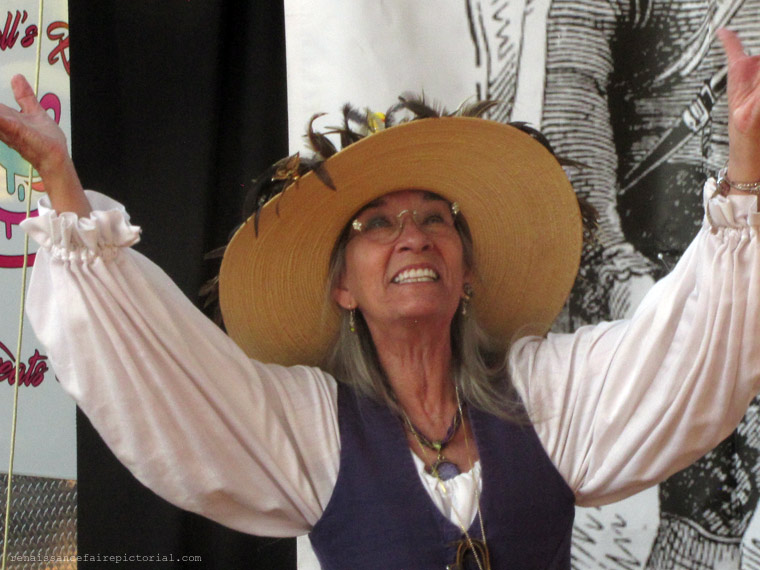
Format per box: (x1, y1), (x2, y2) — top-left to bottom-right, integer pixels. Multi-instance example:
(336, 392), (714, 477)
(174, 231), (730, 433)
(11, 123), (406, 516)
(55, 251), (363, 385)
(396, 305), (457, 326)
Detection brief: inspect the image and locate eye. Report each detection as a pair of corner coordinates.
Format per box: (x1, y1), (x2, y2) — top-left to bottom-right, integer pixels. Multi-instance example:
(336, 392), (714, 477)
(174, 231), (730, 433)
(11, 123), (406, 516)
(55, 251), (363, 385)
(363, 215), (394, 230)
(421, 212), (446, 225)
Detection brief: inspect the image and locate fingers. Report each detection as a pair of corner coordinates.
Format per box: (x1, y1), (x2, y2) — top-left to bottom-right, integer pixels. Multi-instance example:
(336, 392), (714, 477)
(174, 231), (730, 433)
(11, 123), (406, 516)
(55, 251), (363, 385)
(10, 74), (42, 114)
(718, 28), (746, 66)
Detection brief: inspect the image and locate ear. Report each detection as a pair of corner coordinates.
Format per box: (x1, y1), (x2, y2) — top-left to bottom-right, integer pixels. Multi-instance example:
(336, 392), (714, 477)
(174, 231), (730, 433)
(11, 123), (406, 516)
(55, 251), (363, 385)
(331, 274), (356, 310)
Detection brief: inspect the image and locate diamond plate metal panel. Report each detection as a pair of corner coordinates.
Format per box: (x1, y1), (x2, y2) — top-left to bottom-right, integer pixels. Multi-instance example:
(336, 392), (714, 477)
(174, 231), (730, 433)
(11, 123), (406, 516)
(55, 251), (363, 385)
(0, 474), (77, 570)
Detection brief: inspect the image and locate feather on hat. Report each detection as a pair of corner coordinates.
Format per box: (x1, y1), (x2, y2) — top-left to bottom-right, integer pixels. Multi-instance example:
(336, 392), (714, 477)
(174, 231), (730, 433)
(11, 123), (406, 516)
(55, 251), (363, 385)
(213, 96), (593, 366)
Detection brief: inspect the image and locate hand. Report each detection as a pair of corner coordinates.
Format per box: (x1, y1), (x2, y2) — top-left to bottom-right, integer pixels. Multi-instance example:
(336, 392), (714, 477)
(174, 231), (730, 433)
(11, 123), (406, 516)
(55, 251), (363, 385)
(718, 29), (760, 185)
(0, 74), (89, 215)
(0, 75), (68, 175)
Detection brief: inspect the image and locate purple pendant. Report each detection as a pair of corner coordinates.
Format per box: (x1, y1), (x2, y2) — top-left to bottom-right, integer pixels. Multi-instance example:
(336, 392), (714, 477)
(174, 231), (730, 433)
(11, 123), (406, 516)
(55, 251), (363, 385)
(433, 460), (461, 481)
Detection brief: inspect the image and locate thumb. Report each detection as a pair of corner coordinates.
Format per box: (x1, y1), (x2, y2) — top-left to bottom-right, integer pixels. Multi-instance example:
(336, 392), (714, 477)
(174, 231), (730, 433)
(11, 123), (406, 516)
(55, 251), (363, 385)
(11, 74), (42, 114)
(718, 28), (746, 67)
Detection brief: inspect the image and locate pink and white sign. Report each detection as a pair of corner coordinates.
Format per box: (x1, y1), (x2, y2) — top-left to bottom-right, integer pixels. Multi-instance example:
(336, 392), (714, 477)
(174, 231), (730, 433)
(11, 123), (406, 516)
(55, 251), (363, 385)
(0, 0), (74, 479)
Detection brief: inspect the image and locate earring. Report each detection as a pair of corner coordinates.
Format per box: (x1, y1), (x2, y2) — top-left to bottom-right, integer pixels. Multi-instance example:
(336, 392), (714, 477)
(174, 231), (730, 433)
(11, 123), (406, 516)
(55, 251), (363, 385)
(461, 284), (474, 316)
(349, 307), (356, 333)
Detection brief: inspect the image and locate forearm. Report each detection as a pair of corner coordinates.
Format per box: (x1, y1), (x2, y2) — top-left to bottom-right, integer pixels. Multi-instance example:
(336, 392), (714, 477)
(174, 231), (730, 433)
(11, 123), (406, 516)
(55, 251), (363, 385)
(37, 148), (90, 217)
(727, 120), (760, 188)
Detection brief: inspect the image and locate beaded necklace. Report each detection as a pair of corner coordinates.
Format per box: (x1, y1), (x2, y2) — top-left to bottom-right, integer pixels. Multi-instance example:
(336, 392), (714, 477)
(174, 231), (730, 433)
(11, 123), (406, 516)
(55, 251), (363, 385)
(401, 404), (463, 480)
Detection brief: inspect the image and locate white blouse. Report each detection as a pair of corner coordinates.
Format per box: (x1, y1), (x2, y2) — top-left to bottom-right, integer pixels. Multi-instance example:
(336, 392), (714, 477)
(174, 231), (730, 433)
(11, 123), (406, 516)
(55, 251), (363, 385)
(20, 180), (760, 539)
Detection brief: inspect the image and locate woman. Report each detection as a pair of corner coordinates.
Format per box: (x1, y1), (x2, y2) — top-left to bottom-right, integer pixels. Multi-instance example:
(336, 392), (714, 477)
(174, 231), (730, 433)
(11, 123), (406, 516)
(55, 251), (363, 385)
(1, 28), (759, 569)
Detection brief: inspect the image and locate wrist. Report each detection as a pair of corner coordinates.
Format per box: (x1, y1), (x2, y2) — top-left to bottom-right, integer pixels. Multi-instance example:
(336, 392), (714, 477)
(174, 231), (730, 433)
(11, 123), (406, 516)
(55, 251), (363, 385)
(726, 123), (760, 183)
(38, 154), (91, 217)
(717, 162), (760, 196)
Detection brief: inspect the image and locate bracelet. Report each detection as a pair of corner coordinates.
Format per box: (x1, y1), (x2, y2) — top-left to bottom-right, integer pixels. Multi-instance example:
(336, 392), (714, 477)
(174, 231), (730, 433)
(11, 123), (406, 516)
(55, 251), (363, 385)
(716, 165), (760, 195)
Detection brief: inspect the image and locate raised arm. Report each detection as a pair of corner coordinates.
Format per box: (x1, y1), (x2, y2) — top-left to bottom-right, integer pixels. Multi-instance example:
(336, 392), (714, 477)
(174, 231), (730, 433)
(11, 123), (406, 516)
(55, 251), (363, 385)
(3, 74), (342, 535)
(511, 29), (760, 505)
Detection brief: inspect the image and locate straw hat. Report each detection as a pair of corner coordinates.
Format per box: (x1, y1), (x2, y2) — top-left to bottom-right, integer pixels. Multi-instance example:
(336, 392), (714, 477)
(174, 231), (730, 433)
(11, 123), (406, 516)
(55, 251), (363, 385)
(219, 113), (584, 367)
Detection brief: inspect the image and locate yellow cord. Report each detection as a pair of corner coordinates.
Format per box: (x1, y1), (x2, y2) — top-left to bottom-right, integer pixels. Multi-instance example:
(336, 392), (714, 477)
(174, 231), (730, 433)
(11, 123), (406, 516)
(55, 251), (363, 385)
(2, 0), (45, 567)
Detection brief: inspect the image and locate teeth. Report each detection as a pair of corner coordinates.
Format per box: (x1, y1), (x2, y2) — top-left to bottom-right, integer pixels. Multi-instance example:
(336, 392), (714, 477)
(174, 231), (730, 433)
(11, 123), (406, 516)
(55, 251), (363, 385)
(393, 268), (439, 284)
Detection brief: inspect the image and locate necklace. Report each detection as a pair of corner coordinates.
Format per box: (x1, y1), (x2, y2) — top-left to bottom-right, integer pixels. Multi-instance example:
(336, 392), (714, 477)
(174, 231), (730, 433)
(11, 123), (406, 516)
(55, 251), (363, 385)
(401, 400), (463, 480)
(446, 392), (489, 570)
(403, 388), (490, 570)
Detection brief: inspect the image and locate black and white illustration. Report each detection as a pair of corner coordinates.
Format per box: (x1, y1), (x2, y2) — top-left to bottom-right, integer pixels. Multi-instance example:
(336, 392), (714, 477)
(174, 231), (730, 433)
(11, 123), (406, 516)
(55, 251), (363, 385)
(470, 0), (760, 567)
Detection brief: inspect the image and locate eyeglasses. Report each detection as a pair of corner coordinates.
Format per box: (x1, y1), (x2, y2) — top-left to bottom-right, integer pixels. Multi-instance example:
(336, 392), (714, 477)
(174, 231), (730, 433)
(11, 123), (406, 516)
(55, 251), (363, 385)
(350, 201), (460, 244)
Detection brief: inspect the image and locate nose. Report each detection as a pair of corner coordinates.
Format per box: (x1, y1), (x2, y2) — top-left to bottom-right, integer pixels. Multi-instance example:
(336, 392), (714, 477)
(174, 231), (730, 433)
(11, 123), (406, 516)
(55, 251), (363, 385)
(395, 212), (432, 250)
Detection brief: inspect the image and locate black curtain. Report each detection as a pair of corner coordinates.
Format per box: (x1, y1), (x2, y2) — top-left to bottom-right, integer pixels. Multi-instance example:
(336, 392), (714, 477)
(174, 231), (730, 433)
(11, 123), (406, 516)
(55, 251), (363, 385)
(68, 1), (294, 568)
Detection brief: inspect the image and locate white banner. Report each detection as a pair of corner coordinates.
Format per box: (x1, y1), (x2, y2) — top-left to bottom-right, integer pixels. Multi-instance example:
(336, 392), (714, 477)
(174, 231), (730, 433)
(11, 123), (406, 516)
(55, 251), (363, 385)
(286, 1), (760, 568)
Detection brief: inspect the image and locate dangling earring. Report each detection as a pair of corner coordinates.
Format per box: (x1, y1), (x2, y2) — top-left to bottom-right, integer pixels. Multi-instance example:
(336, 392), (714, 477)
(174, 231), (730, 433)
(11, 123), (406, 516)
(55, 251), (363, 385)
(461, 284), (474, 316)
(349, 307), (356, 333)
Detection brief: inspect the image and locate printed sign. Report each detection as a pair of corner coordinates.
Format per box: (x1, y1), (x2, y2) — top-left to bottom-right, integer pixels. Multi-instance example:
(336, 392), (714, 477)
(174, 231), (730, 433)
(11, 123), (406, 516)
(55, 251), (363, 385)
(0, 0), (74, 479)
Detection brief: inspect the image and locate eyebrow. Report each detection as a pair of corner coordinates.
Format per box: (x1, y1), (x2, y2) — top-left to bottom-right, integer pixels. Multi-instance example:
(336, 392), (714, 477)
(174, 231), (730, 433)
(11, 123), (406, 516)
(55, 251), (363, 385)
(422, 191), (447, 202)
(360, 198), (386, 211)
(357, 192), (447, 214)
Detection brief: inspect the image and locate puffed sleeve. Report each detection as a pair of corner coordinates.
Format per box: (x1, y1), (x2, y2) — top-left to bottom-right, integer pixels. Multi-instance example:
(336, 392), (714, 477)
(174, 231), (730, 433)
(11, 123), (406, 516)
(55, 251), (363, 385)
(508, 179), (760, 506)
(21, 191), (341, 536)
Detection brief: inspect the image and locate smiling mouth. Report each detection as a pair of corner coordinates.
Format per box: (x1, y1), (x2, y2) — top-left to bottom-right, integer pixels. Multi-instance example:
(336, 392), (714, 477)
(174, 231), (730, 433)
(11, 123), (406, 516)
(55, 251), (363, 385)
(392, 268), (439, 284)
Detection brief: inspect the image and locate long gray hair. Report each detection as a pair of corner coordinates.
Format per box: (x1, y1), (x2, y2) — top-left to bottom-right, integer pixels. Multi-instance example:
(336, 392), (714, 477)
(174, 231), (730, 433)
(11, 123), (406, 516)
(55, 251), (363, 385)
(323, 211), (527, 423)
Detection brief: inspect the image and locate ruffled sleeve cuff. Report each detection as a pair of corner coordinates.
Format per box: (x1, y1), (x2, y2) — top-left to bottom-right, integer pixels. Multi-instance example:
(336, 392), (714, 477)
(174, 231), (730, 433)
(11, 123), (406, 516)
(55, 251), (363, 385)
(20, 190), (141, 262)
(704, 177), (760, 229)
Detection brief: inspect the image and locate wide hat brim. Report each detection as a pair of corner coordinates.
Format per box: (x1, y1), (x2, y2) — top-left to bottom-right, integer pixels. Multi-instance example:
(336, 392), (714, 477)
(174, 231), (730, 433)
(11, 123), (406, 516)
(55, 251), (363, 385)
(220, 117), (582, 367)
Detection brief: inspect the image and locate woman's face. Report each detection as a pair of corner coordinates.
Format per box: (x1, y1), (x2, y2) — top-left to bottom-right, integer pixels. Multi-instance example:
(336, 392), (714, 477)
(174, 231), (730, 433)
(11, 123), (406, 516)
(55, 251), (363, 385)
(332, 190), (470, 332)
